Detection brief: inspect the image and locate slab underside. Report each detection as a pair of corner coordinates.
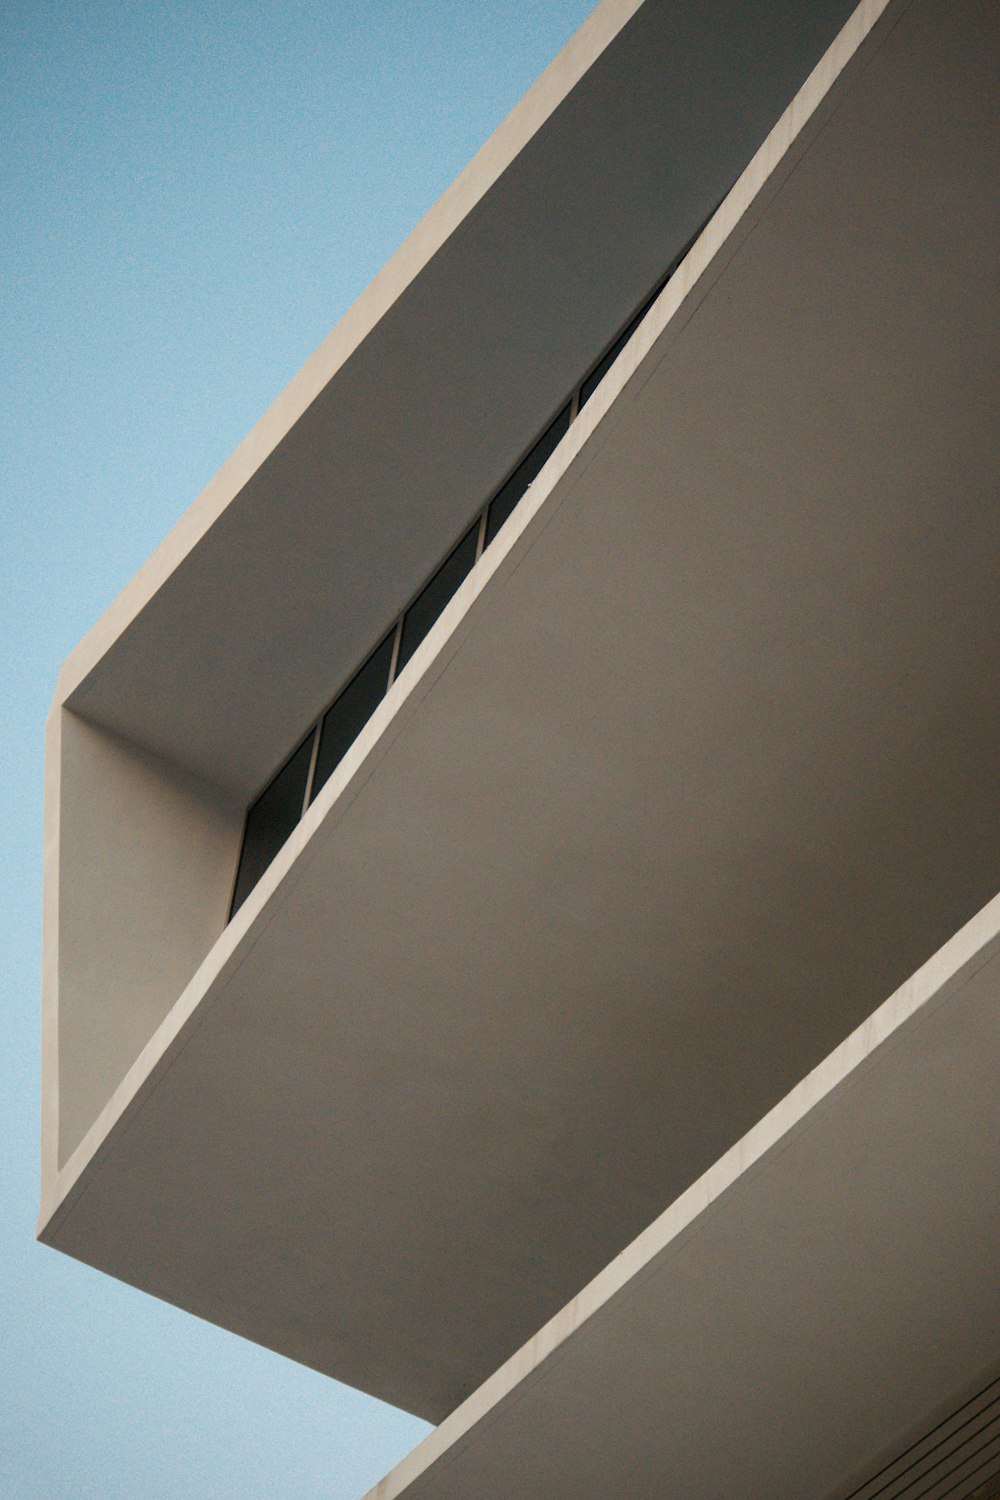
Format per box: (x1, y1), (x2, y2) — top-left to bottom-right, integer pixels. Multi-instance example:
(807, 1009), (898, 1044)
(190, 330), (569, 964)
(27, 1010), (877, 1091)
(362, 898), (1000, 1500)
(62, 0), (860, 798)
(42, 0), (1000, 1423)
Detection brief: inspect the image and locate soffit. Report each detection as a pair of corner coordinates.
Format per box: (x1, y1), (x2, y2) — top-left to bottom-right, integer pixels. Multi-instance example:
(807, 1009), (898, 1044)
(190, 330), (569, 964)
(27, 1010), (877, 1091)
(43, 0), (1000, 1423)
(64, 0), (858, 796)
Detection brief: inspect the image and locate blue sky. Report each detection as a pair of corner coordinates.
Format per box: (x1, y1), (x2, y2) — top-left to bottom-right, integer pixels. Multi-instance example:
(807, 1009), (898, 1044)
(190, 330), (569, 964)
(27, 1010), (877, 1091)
(1, 4), (594, 1495)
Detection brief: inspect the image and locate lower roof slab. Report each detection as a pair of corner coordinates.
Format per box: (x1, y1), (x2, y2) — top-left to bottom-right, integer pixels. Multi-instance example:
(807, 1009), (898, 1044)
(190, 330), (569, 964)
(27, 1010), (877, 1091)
(365, 893), (1000, 1500)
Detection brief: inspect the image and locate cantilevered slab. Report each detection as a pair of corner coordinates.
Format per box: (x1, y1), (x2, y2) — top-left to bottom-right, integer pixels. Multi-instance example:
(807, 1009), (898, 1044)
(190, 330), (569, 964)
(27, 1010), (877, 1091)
(360, 893), (1000, 1499)
(59, 0), (860, 798)
(42, 0), (1000, 1423)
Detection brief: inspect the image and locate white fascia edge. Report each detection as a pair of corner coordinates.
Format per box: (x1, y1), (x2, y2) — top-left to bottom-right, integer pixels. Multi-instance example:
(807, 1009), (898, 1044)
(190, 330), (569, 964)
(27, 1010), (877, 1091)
(38, 0), (903, 1241)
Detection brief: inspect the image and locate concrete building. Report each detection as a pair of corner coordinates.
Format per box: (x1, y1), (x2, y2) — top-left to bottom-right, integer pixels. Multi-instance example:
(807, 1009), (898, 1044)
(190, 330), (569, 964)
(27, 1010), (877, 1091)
(39, 0), (1000, 1495)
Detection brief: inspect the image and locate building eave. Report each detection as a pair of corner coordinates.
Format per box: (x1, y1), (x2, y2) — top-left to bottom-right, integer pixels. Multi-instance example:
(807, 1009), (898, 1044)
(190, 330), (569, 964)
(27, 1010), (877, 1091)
(56, 0), (860, 800)
(40, 0), (1000, 1436)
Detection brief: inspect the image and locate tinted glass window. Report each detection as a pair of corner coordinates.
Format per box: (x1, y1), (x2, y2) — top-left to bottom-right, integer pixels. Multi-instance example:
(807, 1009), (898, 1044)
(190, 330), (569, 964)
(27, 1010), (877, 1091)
(578, 213), (714, 412)
(578, 322), (635, 411)
(580, 277), (668, 407)
(311, 632), (395, 801)
(230, 731), (315, 916)
(396, 522), (480, 673)
(485, 403), (571, 545)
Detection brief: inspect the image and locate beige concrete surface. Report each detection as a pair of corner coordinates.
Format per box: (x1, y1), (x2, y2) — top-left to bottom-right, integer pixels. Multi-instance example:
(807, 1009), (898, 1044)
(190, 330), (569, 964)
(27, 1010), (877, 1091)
(40, 0), (1000, 1428)
(50, 714), (240, 1167)
(58, 0), (859, 799)
(359, 891), (1000, 1498)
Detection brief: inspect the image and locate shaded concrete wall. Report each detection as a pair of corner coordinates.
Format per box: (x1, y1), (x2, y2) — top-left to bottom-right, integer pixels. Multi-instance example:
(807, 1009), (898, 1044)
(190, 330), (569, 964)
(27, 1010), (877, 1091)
(48, 709), (241, 1166)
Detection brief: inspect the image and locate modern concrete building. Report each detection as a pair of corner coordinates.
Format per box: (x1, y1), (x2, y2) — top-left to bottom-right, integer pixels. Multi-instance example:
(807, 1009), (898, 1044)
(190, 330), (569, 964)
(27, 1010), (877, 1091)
(39, 0), (1000, 1494)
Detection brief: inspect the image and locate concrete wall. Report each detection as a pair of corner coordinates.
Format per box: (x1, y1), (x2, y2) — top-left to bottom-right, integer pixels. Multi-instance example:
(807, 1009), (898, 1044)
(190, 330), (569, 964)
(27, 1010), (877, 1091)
(45, 709), (241, 1168)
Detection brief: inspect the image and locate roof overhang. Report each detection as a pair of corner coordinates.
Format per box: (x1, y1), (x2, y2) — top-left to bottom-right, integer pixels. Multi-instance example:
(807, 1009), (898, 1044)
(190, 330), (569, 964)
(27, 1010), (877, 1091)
(58, 0), (860, 799)
(41, 0), (1000, 1435)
